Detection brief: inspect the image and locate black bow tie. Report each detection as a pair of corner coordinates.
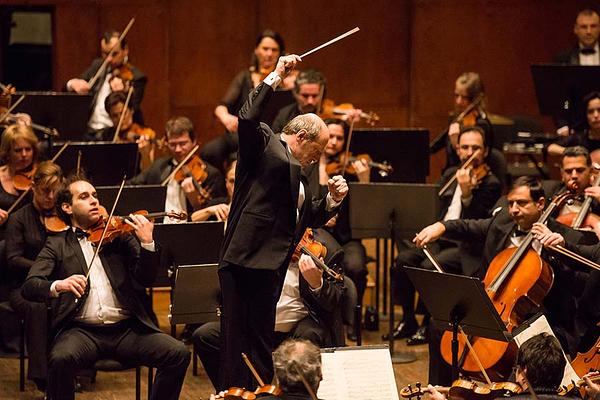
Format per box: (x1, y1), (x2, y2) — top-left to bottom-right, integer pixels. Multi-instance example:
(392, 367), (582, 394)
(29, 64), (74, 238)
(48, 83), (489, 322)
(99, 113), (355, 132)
(581, 47), (596, 55)
(74, 227), (90, 239)
(513, 228), (528, 237)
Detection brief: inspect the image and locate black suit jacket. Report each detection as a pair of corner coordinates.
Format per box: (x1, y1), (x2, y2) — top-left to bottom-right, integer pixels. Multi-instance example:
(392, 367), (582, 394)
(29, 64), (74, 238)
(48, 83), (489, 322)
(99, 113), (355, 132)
(128, 156), (226, 214)
(220, 82), (336, 271)
(21, 230), (161, 335)
(77, 58), (147, 124)
(553, 46), (583, 65)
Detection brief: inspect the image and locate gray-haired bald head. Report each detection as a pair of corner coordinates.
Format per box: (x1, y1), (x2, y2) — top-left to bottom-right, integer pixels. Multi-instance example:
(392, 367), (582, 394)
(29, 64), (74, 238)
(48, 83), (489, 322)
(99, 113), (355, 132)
(281, 113), (326, 140)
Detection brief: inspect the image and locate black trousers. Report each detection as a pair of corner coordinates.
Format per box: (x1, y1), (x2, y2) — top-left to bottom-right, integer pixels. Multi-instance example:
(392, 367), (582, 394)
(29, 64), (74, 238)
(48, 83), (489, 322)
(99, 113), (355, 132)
(341, 240), (368, 307)
(9, 288), (47, 381)
(47, 318), (190, 400)
(217, 264), (282, 391)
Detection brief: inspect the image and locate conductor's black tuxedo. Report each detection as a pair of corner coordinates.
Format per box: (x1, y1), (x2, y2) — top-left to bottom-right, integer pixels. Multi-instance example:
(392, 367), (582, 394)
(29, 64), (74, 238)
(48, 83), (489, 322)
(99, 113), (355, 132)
(22, 230), (189, 400)
(218, 81), (337, 390)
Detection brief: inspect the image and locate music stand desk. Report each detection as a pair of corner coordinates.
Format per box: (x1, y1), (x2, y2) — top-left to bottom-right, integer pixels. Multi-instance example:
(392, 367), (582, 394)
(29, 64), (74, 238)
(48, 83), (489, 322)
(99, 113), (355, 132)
(404, 267), (511, 380)
(96, 185), (166, 216)
(169, 263), (220, 326)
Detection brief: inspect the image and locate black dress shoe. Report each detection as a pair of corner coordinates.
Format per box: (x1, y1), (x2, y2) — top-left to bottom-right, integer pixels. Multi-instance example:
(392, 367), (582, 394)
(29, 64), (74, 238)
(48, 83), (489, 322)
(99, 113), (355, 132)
(382, 321), (418, 341)
(406, 325), (428, 346)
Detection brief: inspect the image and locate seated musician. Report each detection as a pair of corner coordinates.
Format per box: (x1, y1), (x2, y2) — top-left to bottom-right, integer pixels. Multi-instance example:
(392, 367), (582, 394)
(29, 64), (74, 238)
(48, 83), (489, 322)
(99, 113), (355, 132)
(129, 116), (226, 223)
(414, 176), (585, 385)
(191, 160), (235, 222)
(0, 124), (39, 237)
(84, 91), (157, 171)
(545, 146), (600, 239)
(66, 30), (147, 133)
(271, 69), (328, 133)
(5, 161), (63, 392)
(267, 339), (323, 400)
(21, 175), (189, 400)
(193, 247), (346, 389)
(429, 72), (493, 171)
(387, 126), (501, 345)
(547, 92), (600, 158)
(427, 333), (571, 400)
(313, 118), (368, 340)
(202, 29), (294, 172)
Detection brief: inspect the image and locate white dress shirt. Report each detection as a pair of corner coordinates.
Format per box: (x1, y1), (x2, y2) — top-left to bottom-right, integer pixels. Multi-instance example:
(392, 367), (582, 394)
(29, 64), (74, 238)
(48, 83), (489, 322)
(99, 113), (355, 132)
(87, 73), (113, 130)
(579, 43), (600, 66)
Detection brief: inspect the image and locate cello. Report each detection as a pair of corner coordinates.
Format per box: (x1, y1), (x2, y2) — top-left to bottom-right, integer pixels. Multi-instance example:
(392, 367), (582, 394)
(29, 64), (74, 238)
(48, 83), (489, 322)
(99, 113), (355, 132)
(440, 190), (574, 379)
(556, 166), (600, 230)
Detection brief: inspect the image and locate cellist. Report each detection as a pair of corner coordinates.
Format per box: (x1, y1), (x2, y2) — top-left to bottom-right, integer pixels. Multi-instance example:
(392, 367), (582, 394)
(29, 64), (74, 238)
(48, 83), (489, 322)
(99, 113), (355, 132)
(413, 176), (587, 385)
(549, 146), (600, 239)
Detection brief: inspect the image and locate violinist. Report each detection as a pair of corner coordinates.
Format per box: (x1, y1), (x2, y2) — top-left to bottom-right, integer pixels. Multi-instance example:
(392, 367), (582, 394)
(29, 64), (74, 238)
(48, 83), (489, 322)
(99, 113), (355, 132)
(414, 176), (587, 385)
(85, 91), (157, 171)
(129, 116), (226, 223)
(203, 29), (294, 172)
(66, 30), (147, 133)
(191, 160), (235, 222)
(387, 126), (501, 345)
(429, 72), (498, 175)
(271, 69), (327, 133)
(5, 161), (63, 392)
(0, 124), (39, 235)
(548, 146), (600, 239)
(193, 235), (345, 390)
(21, 175), (190, 400)
(547, 92), (600, 157)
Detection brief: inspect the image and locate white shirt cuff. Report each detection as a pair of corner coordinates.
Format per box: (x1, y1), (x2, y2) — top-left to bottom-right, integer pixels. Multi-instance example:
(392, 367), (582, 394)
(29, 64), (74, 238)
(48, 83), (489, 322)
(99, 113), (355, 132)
(141, 241), (156, 252)
(326, 193), (343, 211)
(50, 281), (60, 298)
(264, 72), (282, 89)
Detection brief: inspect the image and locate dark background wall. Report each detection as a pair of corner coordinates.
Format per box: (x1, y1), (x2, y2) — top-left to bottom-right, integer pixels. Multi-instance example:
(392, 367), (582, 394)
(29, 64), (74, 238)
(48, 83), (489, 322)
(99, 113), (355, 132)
(0, 0), (591, 179)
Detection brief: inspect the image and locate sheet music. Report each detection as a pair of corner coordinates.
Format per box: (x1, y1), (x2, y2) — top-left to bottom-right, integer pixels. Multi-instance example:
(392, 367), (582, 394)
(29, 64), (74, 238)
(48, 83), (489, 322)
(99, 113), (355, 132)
(512, 314), (580, 387)
(317, 346), (400, 400)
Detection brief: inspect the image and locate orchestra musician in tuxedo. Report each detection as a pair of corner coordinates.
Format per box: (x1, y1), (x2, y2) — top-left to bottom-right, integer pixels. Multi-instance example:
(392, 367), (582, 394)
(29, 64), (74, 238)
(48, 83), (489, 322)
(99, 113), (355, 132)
(66, 30), (147, 133)
(217, 54), (347, 391)
(21, 175), (189, 400)
(413, 176), (586, 385)
(387, 126), (501, 345)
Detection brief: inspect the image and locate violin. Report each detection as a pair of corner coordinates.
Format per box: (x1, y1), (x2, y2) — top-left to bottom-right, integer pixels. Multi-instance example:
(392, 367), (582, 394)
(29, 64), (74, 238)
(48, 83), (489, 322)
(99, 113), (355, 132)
(216, 387), (257, 400)
(440, 190), (575, 379)
(43, 213), (68, 233)
(13, 164), (36, 192)
(570, 335), (600, 378)
(438, 150), (490, 197)
(320, 99), (380, 126)
(87, 209), (187, 246)
(325, 152), (393, 178)
(162, 144), (212, 206)
(556, 167), (600, 230)
(558, 372), (600, 397)
(400, 379), (523, 400)
(240, 352), (283, 397)
(292, 228), (344, 282)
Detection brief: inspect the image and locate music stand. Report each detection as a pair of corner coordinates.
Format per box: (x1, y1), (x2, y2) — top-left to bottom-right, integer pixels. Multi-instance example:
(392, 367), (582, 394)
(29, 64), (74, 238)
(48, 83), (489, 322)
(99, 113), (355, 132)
(14, 91), (92, 139)
(96, 185), (166, 216)
(404, 267), (511, 380)
(153, 221), (224, 287)
(51, 141), (138, 185)
(169, 263), (220, 326)
(349, 128), (430, 183)
(530, 64), (600, 123)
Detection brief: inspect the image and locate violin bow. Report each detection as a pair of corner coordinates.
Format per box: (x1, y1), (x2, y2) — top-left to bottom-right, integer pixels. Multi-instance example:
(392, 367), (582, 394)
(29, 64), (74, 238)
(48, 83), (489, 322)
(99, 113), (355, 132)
(87, 17), (136, 88)
(7, 142), (70, 215)
(340, 118), (355, 180)
(241, 353), (266, 387)
(421, 246), (444, 273)
(83, 176), (127, 281)
(299, 27), (360, 59)
(112, 86), (134, 142)
(291, 361), (319, 400)
(458, 326), (492, 385)
(437, 149), (481, 196)
(0, 94), (26, 125)
(160, 144), (201, 186)
(76, 150), (82, 176)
